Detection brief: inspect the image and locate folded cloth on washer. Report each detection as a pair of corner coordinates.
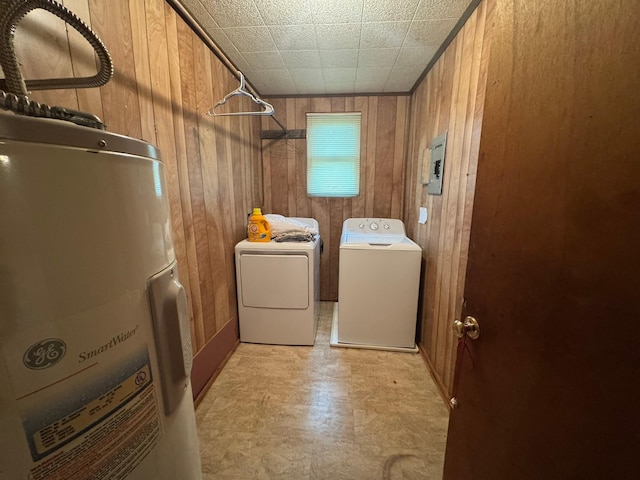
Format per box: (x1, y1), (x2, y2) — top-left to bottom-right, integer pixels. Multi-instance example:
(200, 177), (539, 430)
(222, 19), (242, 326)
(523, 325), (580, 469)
(264, 214), (319, 242)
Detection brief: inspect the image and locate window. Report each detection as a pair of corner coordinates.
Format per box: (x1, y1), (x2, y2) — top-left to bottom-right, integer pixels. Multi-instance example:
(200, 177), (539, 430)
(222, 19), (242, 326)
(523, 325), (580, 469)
(306, 113), (361, 197)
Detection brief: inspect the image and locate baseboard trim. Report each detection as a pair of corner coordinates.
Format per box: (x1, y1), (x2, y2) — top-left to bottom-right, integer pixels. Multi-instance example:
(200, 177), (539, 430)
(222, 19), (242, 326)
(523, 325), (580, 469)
(418, 343), (452, 411)
(191, 319), (239, 402)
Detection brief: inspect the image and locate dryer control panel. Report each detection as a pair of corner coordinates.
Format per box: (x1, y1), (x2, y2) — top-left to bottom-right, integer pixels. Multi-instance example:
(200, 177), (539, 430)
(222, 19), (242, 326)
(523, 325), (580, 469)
(342, 218), (406, 236)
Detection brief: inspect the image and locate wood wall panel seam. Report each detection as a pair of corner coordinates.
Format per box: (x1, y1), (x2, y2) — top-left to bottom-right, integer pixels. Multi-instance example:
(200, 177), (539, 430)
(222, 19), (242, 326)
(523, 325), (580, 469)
(405, 3), (490, 394)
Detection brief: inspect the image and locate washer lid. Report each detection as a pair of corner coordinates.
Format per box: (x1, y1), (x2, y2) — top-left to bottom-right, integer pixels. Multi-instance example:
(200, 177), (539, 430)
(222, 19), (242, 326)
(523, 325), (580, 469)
(342, 233), (406, 245)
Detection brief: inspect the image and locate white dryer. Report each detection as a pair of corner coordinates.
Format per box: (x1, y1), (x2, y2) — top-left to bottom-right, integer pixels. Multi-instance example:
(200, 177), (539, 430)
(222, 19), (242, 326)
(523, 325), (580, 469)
(332, 218), (421, 352)
(235, 218), (320, 345)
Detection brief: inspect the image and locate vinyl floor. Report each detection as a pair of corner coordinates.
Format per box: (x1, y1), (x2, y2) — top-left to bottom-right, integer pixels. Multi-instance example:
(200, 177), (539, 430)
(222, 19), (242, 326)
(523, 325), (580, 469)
(195, 302), (449, 480)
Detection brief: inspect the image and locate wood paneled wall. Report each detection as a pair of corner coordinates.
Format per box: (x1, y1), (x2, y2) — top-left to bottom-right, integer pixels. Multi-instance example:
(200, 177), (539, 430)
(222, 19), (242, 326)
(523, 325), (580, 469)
(261, 96), (409, 301)
(404, 0), (492, 396)
(6, 0), (262, 397)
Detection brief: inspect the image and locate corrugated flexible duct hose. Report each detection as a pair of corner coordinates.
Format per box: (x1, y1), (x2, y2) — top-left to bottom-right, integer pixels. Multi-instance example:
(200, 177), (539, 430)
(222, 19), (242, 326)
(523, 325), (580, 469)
(0, 0), (113, 95)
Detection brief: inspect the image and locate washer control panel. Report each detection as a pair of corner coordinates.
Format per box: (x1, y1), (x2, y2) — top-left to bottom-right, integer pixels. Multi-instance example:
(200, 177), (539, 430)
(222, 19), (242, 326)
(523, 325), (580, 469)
(343, 218), (406, 235)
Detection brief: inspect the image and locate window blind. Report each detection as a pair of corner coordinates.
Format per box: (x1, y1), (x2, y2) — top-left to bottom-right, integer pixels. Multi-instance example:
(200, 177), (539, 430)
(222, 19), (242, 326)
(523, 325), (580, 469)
(306, 113), (361, 198)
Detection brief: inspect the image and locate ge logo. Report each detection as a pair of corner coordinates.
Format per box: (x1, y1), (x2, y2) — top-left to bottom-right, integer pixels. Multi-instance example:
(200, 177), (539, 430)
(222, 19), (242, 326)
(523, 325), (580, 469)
(23, 339), (67, 370)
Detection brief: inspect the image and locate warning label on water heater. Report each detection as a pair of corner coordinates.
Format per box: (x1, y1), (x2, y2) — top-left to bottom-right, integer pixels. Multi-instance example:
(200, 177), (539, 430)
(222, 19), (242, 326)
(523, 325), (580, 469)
(32, 363), (153, 455)
(24, 351), (161, 480)
(29, 380), (159, 480)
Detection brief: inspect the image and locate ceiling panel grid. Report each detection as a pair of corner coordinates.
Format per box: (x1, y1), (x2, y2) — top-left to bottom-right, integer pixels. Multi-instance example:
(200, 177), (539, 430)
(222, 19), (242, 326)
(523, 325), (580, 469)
(178, 0), (473, 95)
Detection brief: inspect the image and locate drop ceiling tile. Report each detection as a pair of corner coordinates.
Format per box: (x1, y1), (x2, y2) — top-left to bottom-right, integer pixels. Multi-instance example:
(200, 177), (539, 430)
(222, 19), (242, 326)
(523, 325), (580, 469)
(394, 46), (438, 66)
(177, 0), (474, 96)
(290, 68), (325, 84)
(254, 0), (313, 25)
(309, 0), (363, 24)
(248, 77), (272, 94)
(199, 0), (264, 27)
(384, 80), (415, 92)
(252, 69), (294, 86)
(355, 66), (392, 83)
(208, 28), (238, 56)
(254, 70), (296, 95)
(404, 19), (458, 47)
(362, 0), (420, 22)
(325, 82), (356, 94)
(227, 53), (254, 75)
(323, 68), (356, 83)
(353, 82), (386, 93)
(315, 24), (362, 50)
(242, 51), (286, 70)
(296, 84), (326, 95)
(255, 70), (296, 96)
(414, 0), (472, 20)
(280, 50), (322, 69)
(319, 50), (359, 68)
(358, 48), (400, 67)
(224, 26), (276, 52)
(269, 25), (317, 50)
(225, 50), (253, 74)
(388, 65), (425, 83)
(182, 0), (218, 29)
(360, 22), (410, 49)
(265, 84), (299, 95)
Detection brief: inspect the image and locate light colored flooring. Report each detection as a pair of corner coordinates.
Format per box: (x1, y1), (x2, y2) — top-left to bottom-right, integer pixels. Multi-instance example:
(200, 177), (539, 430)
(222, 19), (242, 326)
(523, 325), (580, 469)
(195, 302), (449, 480)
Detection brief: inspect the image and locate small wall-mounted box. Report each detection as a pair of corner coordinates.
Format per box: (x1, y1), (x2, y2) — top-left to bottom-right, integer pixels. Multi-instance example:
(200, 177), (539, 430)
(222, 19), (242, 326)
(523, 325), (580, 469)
(423, 132), (447, 195)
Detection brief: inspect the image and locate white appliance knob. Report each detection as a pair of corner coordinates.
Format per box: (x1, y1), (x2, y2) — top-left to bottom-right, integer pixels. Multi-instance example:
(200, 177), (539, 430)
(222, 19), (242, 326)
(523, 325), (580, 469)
(359, 223), (365, 229)
(370, 222), (379, 230)
(384, 224), (390, 229)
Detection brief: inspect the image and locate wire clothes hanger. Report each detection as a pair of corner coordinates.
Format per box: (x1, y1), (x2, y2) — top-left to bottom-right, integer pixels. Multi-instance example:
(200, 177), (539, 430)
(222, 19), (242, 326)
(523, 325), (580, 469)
(207, 71), (287, 133)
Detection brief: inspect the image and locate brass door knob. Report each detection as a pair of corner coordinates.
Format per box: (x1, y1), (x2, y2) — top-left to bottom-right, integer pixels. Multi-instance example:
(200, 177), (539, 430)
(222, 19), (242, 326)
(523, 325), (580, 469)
(452, 316), (480, 340)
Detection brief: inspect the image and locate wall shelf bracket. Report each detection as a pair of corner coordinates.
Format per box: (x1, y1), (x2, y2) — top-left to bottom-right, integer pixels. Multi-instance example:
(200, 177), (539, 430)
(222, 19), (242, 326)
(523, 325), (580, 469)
(260, 129), (306, 140)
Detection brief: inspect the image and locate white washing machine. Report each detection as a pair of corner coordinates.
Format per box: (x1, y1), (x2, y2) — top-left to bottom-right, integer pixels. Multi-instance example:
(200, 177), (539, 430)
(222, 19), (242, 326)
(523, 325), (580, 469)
(332, 218), (422, 352)
(235, 218), (320, 345)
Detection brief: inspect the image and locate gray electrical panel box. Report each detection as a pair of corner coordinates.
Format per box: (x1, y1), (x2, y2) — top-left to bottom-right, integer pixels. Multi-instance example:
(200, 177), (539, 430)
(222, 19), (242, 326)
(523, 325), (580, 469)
(427, 132), (447, 195)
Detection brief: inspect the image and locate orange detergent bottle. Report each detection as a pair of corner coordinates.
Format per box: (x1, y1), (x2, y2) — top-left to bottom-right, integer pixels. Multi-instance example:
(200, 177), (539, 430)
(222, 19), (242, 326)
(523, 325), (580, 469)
(247, 208), (271, 242)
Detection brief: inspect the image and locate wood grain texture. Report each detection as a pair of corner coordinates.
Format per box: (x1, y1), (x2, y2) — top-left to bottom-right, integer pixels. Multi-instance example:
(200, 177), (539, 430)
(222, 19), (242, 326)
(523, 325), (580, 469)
(262, 94), (409, 301)
(445, 0), (640, 477)
(6, 0), (262, 397)
(403, 0), (491, 395)
(165, 4), (202, 350)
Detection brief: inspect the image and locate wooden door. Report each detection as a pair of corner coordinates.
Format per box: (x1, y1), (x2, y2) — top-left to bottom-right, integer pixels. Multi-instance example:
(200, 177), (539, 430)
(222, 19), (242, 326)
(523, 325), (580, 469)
(443, 1), (640, 478)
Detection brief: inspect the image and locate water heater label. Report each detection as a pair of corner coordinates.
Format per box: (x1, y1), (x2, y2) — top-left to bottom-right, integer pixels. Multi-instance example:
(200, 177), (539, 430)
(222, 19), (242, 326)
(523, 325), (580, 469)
(28, 376), (160, 480)
(0, 292), (165, 480)
(32, 363), (153, 456)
